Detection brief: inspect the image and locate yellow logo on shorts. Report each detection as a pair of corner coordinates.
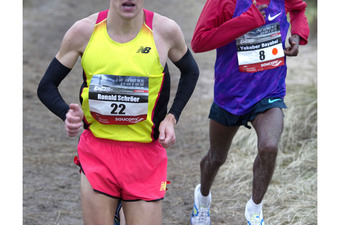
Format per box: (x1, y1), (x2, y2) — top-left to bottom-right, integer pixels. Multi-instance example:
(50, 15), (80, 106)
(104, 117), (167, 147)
(160, 181), (167, 191)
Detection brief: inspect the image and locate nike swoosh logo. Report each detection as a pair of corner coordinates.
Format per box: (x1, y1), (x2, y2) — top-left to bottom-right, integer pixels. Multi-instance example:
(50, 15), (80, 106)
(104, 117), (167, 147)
(268, 12), (282, 21)
(268, 99), (282, 103)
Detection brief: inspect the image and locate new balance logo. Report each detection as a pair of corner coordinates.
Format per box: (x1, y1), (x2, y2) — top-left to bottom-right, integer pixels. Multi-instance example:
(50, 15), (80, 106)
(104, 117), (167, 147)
(136, 46), (151, 53)
(160, 181), (170, 191)
(160, 181), (167, 191)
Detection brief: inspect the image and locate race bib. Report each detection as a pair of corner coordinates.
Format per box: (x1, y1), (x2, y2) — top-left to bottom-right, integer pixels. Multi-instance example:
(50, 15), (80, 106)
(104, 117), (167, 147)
(236, 22), (285, 73)
(88, 74), (149, 125)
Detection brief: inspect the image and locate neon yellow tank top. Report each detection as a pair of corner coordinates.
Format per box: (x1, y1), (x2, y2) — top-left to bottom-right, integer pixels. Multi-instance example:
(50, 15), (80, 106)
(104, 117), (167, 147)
(81, 9), (165, 143)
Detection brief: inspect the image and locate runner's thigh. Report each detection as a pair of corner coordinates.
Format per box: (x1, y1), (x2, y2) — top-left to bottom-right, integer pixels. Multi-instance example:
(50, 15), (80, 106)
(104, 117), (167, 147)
(251, 108), (284, 151)
(81, 173), (119, 225)
(209, 119), (239, 157)
(122, 200), (162, 225)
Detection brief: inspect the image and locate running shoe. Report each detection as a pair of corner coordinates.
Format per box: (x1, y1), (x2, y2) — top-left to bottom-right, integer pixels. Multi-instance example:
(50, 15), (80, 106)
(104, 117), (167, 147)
(190, 184), (211, 225)
(245, 208), (265, 225)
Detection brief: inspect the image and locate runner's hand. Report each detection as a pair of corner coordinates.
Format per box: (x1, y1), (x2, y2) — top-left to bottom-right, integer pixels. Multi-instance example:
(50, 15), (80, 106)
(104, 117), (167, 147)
(158, 113), (177, 148)
(284, 34), (300, 56)
(65, 103), (84, 137)
(253, 1), (268, 19)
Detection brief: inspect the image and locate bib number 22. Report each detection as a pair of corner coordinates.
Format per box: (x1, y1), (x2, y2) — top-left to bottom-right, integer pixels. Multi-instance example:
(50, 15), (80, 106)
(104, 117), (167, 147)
(111, 103), (126, 115)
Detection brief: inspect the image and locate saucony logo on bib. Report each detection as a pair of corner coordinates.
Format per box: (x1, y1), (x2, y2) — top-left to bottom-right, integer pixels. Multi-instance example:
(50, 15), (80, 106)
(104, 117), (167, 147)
(268, 12), (282, 21)
(261, 59), (283, 68)
(115, 117), (145, 123)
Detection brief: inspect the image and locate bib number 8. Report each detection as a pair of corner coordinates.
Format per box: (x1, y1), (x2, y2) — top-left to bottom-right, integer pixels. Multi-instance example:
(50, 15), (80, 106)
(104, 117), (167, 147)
(259, 50), (265, 60)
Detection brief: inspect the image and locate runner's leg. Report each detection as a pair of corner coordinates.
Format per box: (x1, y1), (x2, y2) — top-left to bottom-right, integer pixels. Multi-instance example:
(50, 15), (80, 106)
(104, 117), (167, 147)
(81, 173), (119, 225)
(122, 200), (162, 225)
(251, 108), (284, 204)
(118, 205), (126, 224)
(200, 119), (239, 196)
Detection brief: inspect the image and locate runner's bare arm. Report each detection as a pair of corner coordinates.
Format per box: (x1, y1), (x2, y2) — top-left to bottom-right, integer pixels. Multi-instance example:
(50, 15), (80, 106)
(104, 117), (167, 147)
(153, 14), (187, 65)
(155, 15), (199, 148)
(56, 15), (97, 68)
(38, 15), (96, 134)
(153, 16), (184, 147)
(166, 21), (188, 63)
(56, 16), (96, 136)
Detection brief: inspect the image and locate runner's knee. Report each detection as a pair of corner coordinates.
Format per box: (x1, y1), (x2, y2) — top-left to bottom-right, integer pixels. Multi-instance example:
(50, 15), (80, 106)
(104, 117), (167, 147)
(258, 141), (278, 160)
(202, 149), (228, 168)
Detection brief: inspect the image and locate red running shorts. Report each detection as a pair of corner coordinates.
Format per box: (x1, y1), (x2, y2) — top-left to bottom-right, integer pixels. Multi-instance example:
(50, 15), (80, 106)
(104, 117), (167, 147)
(77, 129), (168, 201)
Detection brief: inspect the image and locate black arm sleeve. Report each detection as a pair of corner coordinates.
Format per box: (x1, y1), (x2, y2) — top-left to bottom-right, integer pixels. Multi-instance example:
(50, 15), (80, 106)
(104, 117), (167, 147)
(168, 49), (199, 122)
(37, 57), (71, 121)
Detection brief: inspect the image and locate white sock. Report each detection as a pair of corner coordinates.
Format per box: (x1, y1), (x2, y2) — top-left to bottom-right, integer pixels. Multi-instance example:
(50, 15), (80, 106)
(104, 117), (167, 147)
(246, 197), (263, 213)
(197, 185), (211, 207)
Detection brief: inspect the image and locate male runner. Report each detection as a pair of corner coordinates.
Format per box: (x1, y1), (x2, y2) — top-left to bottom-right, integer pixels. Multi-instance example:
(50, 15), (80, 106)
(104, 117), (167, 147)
(37, 0), (199, 224)
(189, 0), (309, 224)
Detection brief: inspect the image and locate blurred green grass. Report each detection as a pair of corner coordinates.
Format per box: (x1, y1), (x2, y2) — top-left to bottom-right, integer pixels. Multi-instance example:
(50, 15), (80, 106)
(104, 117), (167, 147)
(305, 0), (317, 38)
